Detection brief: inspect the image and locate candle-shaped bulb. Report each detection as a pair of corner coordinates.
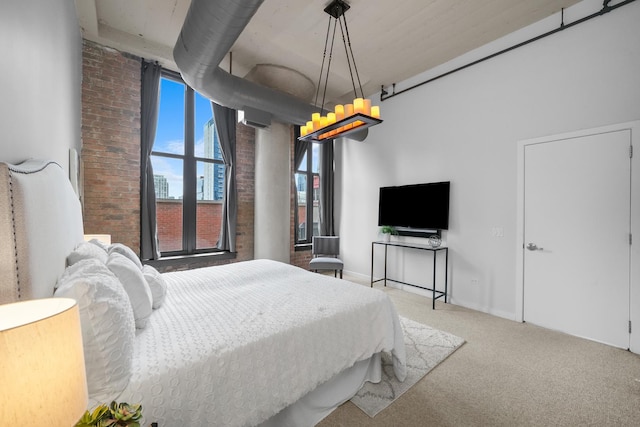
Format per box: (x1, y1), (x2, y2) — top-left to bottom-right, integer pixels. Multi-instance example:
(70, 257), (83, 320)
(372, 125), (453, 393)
(363, 99), (371, 115)
(345, 104), (354, 117)
(354, 98), (365, 113)
(312, 113), (321, 131)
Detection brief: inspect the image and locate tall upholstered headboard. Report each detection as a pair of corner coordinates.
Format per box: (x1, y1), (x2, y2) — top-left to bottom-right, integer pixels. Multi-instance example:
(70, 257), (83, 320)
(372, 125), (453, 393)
(0, 160), (84, 304)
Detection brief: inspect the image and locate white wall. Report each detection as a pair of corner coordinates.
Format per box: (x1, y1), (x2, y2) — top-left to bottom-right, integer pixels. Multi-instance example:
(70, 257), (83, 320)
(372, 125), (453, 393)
(254, 122), (291, 262)
(336, 0), (640, 319)
(0, 0), (82, 172)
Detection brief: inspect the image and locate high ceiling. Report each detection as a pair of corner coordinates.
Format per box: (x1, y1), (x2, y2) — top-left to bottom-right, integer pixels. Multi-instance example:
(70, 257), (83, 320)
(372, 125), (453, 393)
(75, 0), (580, 105)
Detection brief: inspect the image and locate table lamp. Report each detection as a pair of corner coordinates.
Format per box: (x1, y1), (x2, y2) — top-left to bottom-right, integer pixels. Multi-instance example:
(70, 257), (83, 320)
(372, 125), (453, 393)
(0, 298), (88, 426)
(84, 234), (112, 244)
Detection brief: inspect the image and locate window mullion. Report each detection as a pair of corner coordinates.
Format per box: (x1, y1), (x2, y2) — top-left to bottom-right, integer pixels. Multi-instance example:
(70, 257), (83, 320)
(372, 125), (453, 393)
(183, 88), (196, 252)
(306, 145), (314, 243)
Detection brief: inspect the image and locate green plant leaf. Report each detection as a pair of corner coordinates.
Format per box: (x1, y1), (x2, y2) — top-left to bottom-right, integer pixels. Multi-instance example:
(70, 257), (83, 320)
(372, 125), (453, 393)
(76, 402), (142, 427)
(380, 225), (398, 235)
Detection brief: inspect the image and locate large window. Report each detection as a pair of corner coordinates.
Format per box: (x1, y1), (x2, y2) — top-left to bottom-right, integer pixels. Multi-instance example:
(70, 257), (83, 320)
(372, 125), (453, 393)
(151, 71), (225, 255)
(295, 142), (321, 244)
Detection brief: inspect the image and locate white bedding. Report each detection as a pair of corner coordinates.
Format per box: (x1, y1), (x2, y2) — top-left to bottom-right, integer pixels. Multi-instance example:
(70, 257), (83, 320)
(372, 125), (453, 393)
(114, 259), (406, 426)
(0, 161), (406, 426)
(0, 160), (406, 427)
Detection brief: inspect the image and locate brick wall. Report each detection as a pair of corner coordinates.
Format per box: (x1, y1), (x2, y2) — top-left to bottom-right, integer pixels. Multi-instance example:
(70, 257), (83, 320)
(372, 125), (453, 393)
(234, 123), (256, 261)
(156, 200), (182, 252)
(155, 201), (223, 252)
(80, 39), (257, 269)
(81, 41), (141, 251)
(196, 202), (222, 249)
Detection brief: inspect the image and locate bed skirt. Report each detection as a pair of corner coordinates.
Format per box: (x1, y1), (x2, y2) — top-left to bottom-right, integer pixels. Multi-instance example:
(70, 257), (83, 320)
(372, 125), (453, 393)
(260, 353), (382, 427)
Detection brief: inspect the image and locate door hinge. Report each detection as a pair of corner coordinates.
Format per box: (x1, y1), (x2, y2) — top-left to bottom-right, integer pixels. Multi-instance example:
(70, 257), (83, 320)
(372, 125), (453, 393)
(631, 145), (634, 158)
(630, 233), (633, 245)
(629, 320), (632, 334)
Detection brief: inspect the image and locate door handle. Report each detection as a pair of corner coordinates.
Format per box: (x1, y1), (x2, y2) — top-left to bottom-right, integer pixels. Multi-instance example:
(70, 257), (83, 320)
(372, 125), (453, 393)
(526, 243), (543, 251)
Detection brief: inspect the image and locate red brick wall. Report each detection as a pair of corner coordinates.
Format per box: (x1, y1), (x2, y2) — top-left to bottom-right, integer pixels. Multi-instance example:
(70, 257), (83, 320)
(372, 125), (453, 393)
(155, 201), (223, 252)
(80, 39), (256, 268)
(234, 124), (256, 261)
(196, 201), (223, 249)
(81, 40), (141, 251)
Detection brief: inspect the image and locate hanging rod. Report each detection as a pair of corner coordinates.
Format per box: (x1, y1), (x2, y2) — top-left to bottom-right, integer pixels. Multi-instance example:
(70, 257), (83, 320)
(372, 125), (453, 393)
(380, 0), (637, 102)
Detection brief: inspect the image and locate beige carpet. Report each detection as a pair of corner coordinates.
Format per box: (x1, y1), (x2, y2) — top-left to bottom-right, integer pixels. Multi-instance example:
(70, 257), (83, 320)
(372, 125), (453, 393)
(317, 273), (640, 427)
(351, 316), (464, 417)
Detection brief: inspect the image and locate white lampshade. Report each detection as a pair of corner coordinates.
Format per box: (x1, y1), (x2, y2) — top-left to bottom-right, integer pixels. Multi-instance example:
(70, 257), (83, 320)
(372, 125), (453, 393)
(84, 234), (112, 244)
(0, 298), (88, 426)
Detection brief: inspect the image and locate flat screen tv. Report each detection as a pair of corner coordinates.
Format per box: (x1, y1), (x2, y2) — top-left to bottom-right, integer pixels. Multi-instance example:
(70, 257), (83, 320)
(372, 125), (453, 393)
(378, 181), (450, 232)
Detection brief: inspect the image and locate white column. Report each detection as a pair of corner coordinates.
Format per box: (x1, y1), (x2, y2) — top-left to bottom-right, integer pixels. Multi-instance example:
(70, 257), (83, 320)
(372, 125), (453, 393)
(254, 122), (291, 262)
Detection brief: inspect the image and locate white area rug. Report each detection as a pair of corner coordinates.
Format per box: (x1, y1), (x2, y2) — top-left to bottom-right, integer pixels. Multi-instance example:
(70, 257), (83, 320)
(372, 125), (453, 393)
(350, 316), (465, 417)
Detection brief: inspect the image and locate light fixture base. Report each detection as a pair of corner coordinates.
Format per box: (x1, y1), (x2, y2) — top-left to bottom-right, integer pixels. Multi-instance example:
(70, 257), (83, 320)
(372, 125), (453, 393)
(299, 113), (382, 143)
(324, 0), (350, 19)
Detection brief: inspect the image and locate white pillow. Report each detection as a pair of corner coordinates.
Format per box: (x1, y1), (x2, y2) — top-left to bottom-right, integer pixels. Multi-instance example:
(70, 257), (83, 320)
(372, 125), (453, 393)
(107, 252), (153, 329)
(108, 243), (143, 271)
(67, 241), (109, 266)
(142, 264), (167, 309)
(54, 258), (135, 403)
(88, 238), (110, 252)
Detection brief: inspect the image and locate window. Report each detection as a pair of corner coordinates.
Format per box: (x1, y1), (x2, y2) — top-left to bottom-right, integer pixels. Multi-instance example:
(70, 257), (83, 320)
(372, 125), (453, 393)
(151, 70), (226, 255)
(295, 142), (321, 244)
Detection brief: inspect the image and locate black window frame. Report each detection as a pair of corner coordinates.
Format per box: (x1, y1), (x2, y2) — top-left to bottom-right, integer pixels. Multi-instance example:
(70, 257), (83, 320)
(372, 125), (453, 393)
(151, 69), (225, 256)
(294, 141), (320, 246)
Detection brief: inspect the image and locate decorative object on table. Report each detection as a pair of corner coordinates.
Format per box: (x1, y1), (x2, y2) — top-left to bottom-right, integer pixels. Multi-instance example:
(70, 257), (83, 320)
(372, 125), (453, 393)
(380, 225), (398, 242)
(0, 298), (88, 426)
(298, 0), (382, 142)
(76, 401), (143, 427)
(351, 316), (464, 417)
(428, 234), (442, 248)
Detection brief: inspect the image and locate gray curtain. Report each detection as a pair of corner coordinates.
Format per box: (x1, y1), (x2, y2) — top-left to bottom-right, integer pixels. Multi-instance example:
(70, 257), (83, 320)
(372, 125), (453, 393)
(212, 102), (237, 252)
(319, 141), (335, 236)
(140, 60), (162, 260)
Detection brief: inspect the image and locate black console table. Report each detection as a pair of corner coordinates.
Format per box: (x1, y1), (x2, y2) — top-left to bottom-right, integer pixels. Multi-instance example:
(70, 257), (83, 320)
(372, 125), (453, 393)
(370, 241), (448, 309)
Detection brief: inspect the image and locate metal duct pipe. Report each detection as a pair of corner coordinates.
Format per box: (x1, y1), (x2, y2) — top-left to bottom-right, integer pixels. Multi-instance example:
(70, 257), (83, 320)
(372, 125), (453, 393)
(173, 0), (319, 125)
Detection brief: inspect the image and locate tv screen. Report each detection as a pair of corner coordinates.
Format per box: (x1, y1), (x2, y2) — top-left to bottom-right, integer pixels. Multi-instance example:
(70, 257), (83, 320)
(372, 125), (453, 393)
(378, 182), (450, 231)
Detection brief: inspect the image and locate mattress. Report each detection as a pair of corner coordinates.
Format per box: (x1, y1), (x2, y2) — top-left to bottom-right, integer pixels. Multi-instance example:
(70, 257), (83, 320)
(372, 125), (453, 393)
(114, 259), (406, 426)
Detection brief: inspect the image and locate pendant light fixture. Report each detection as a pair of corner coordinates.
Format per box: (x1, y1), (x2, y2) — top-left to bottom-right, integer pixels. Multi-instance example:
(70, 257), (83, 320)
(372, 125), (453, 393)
(299, 0), (382, 142)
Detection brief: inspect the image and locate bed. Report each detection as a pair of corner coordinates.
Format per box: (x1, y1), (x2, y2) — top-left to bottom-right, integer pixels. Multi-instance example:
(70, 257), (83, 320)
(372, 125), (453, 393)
(0, 159), (406, 426)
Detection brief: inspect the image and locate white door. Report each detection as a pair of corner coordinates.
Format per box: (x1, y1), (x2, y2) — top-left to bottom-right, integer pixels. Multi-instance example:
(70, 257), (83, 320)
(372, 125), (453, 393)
(523, 129), (631, 349)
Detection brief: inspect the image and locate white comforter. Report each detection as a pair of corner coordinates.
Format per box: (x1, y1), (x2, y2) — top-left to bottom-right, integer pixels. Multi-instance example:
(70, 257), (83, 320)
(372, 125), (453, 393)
(116, 259), (406, 426)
